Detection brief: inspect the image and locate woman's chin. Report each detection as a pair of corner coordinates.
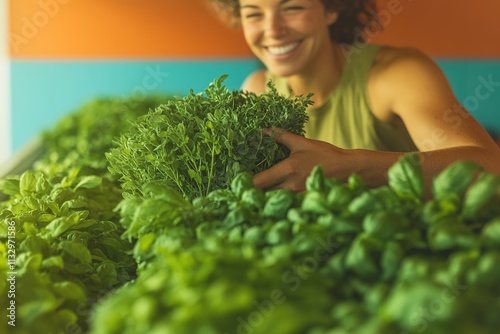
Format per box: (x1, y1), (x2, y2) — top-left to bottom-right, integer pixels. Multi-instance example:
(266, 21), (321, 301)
(266, 66), (299, 78)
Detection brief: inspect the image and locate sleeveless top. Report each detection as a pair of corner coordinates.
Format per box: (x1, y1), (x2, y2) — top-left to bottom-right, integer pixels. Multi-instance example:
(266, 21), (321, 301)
(267, 44), (418, 152)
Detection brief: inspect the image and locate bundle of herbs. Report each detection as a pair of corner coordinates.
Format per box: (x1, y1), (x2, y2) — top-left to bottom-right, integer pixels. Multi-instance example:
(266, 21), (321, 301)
(106, 75), (311, 200)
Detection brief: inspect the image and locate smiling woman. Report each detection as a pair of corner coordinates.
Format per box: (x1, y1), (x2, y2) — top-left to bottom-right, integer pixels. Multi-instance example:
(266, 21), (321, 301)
(239, 0), (340, 79)
(209, 0), (500, 195)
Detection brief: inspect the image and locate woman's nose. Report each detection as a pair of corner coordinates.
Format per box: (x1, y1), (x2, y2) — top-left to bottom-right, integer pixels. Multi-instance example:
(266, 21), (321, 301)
(264, 13), (287, 38)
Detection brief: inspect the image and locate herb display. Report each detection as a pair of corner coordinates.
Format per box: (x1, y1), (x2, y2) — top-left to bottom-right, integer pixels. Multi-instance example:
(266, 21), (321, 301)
(90, 155), (500, 334)
(2, 78), (500, 334)
(106, 75), (311, 199)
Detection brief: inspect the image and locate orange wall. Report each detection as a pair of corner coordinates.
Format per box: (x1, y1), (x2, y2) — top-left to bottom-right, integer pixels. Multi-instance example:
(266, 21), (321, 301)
(8, 0), (500, 59)
(8, 0), (251, 59)
(370, 0), (500, 58)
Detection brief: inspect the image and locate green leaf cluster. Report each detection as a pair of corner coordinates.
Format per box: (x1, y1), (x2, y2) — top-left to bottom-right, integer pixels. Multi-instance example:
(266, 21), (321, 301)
(35, 95), (176, 177)
(0, 168), (136, 334)
(106, 75), (311, 199)
(90, 154), (500, 334)
(0, 92), (172, 333)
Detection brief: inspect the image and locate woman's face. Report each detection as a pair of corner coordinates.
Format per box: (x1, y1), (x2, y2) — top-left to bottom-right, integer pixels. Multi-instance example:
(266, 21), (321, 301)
(239, 0), (337, 77)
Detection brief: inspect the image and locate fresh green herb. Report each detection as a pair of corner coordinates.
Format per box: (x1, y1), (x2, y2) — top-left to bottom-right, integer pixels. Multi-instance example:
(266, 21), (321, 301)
(90, 154), (500, 334)
(0, 168), (136, 333)
(106, 75), (311, 199)
(387, 153), (424, 201)
(35, 95), (175, 177)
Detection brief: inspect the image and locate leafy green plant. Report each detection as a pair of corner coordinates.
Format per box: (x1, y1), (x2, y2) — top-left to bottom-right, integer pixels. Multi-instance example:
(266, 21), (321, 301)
(3, 76), (500, 334)
(90, 239), (334, 334)
(0, 93), (172, 333)
(106, 75), (311, 199)
(0, 168), (136, 334)
(35, 95), (175, 177)
(91, 154), (500, 334)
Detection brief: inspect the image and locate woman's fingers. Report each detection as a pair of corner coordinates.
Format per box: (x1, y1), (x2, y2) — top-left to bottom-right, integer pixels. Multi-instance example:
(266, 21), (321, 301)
(253, 129), (297, 190)
(262, 128), (306, 150)
(252, 161), (287, 190)
(253, 130), (309, 191)
(254, 129), (328, 191)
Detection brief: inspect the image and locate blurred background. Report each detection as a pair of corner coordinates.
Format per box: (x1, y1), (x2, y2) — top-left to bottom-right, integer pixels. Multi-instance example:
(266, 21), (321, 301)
(1, 0), (500, 165)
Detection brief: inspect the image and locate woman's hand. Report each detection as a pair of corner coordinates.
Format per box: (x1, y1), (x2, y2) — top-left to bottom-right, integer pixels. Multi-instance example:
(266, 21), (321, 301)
(253, 128), (347, 191)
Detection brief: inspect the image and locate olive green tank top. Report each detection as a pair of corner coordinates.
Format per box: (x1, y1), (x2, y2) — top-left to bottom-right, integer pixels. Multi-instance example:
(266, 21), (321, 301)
(267, 44), (418, 152)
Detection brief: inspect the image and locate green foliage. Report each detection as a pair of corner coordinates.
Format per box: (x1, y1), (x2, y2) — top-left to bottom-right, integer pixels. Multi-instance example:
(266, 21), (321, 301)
(106, 75), (311, 199)
(387, 153), (424, 201)
(0, 93), (169, 333)
(90, 154), (500, 334)
(35, 95), (175, 177)
(91, 240), (334, 334)
(3, 79), (500, 334)
(0, 168), (136, 334)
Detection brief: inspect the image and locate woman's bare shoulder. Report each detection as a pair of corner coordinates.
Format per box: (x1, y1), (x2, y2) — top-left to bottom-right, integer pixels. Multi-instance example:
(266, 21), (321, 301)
(373, 45), (438, 73)
(370, 45), (451, 101)
(241, 69), (267, 94)
(368, 45), (456, 121)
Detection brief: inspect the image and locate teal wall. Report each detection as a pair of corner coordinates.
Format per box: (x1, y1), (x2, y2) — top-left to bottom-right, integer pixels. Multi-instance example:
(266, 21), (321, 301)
(10, 59), (262, 151)
(10, 59), (500, 152)
(436, 59), (500, 136)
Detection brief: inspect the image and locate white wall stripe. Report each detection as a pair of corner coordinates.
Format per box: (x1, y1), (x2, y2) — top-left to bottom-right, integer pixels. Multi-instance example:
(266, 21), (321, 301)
(0, 0), (11, 165)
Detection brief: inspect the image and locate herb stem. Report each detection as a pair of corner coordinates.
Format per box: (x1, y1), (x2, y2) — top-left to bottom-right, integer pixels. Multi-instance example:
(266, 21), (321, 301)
(206, 141), (216, 197)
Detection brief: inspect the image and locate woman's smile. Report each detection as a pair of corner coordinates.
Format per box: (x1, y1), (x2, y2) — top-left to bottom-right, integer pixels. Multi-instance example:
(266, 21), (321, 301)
(266, 40), (302, 58)
(266, 42), (300, 56)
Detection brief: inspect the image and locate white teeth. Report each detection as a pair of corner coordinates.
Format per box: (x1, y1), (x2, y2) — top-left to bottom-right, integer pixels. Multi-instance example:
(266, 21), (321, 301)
(267, 42), (299, 55)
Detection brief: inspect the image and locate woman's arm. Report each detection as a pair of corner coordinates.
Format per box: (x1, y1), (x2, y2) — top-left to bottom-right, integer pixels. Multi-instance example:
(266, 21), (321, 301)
(373, 47), (500, 175)
(253, 48), (500, 193)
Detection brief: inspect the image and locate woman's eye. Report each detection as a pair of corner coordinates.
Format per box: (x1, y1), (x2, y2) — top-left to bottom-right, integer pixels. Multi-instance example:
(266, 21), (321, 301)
(243, 12), (262, 19)
(284, 6), (304, 12)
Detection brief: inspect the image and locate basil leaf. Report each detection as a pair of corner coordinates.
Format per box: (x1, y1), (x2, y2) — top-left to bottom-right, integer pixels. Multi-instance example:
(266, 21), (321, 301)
(53, 281), (86, 302)
(60, 241), (92, 264)
(20, 170), (39, 196)
(73, 175), (102, 190)
(45, 212), (81, 237)
(432, 161), (480, 200)
(387, 153), (424, 200)
(462, 173), (500, 220)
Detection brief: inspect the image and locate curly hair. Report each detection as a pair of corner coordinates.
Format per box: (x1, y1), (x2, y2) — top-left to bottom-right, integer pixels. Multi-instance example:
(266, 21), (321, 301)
(209, 0), (378, 44)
